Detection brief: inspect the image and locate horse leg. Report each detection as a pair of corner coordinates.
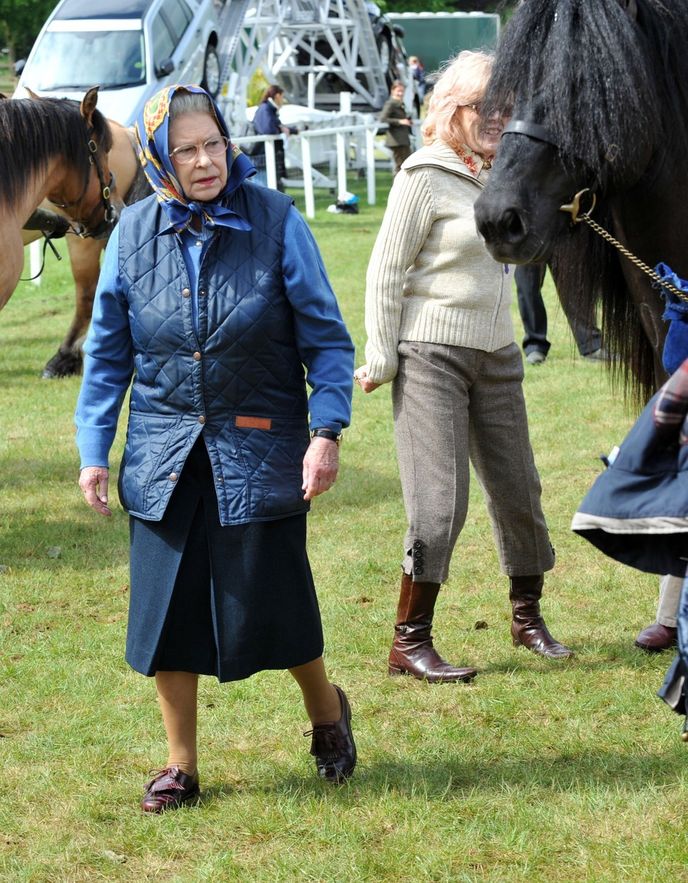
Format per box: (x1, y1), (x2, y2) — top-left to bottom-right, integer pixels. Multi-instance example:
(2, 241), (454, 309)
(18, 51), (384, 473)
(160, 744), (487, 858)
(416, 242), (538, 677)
(42, 236), (104, 379)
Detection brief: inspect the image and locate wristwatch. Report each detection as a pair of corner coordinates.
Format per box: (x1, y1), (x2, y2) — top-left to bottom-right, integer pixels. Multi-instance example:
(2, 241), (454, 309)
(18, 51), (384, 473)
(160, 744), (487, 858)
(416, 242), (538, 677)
(310, 428), (342, 445)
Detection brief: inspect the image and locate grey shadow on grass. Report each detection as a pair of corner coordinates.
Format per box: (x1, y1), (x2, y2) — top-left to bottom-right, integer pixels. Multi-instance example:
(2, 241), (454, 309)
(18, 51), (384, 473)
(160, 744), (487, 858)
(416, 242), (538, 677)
(0, 365), (51, 381)
(477, 646), (670, 675)
(261, 743), (686, 799)
(0, 508), (129, 573)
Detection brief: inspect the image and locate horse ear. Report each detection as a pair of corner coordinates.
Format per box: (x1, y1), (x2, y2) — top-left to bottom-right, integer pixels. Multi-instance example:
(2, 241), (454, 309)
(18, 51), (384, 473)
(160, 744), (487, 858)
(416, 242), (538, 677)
(25, 87), (42, 101)
(80, 86), (100, 125)
(0, 93), (7, 101)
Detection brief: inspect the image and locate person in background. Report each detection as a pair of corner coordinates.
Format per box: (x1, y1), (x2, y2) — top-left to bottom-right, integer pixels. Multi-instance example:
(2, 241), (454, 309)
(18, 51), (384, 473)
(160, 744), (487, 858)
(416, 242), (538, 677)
(408, 55), (426, 102)
(516, 263), (608, 365)
(75, 84), (356, 812)
(355, 52), (572, 684)
(251, 84), (297, 191)
(379, 80), (413, 175)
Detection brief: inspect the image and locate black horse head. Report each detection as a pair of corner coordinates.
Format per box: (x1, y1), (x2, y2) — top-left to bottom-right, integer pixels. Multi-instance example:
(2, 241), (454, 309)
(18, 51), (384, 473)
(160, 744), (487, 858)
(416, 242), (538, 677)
(474, 0), (688, 402)
(474, 0), (687, 264)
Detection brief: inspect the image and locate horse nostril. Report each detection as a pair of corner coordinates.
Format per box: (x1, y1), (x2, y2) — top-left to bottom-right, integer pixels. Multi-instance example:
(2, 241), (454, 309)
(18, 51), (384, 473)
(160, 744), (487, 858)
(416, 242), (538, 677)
(477, 220), (494, 243)
(501, 208), (525, 241)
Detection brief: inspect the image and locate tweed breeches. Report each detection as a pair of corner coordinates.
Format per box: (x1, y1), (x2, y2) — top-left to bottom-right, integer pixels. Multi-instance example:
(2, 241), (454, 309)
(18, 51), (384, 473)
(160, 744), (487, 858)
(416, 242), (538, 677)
(392, 340), (555, 584)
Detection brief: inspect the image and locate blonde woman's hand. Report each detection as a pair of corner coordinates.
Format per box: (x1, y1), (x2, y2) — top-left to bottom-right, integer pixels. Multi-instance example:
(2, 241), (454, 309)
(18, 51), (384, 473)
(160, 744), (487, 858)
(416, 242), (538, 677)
(354, 365), (381, 394)
(79, 466), (112, 516)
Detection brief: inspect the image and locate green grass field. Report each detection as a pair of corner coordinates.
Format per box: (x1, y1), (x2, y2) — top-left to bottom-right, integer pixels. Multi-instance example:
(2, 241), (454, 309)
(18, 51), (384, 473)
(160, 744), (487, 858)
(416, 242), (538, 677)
(1, 175), (686, 881)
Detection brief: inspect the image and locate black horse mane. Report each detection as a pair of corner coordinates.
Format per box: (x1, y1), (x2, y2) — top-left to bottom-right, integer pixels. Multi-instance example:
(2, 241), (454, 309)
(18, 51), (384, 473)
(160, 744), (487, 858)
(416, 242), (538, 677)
(486, 0), (688, 183)
(486, 0), (688, 404)
(0, 96), (112, 210)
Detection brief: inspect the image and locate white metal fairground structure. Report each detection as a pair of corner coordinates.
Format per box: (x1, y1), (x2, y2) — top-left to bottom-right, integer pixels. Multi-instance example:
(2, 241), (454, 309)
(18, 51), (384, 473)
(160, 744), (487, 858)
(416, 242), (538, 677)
(205, 0), (415, 214)
(214, 0), (410, 125)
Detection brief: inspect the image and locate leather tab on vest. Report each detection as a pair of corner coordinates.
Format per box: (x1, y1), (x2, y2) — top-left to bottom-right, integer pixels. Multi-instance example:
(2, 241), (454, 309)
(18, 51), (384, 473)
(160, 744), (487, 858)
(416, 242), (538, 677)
(236, 415), (272, 430)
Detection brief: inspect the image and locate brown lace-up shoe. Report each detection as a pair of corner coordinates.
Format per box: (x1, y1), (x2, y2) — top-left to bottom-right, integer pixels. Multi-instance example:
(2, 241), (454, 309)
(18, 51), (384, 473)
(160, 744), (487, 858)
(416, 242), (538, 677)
(304, 685), (356, 784)
(140, 766), (200, 813)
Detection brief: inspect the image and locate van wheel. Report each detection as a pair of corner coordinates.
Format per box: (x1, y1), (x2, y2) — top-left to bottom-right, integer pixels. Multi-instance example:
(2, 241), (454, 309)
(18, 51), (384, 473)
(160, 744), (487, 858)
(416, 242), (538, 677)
(202, 44), (221, 97)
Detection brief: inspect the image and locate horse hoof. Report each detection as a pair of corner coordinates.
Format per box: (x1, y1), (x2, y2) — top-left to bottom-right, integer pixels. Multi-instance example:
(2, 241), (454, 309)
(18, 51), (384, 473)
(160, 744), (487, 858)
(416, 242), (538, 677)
(41, 350), (82, 379)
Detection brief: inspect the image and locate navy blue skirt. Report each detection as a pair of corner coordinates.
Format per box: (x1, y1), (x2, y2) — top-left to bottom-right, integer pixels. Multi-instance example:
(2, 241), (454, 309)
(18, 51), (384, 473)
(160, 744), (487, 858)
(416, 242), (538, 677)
(125, 438), (324, 681)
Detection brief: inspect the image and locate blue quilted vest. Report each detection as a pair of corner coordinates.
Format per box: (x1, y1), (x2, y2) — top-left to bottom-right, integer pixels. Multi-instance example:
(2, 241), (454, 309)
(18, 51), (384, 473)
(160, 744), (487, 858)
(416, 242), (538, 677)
(116, 185), (311, 525)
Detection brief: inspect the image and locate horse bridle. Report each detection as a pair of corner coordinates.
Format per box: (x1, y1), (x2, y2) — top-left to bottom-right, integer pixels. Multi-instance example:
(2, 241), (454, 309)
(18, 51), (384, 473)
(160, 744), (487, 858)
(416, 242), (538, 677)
(502, 117), (599, 216)
(50, 125), (116, 238)
(502, 118), (688, 301)
(502, 119), (562, 151)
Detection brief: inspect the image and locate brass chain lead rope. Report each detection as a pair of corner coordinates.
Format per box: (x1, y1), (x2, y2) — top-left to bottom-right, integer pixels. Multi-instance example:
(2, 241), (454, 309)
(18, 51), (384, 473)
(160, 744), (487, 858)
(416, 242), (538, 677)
(560, 188), (688, 302)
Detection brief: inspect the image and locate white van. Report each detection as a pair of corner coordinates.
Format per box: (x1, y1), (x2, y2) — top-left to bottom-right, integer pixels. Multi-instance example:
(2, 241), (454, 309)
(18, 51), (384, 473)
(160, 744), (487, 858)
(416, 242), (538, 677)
(14, 0), (222, 126)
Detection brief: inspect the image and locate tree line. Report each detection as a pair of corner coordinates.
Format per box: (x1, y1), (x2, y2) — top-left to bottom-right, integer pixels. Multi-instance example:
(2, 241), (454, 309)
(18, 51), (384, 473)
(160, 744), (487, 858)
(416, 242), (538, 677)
(1, 0), (55, 64)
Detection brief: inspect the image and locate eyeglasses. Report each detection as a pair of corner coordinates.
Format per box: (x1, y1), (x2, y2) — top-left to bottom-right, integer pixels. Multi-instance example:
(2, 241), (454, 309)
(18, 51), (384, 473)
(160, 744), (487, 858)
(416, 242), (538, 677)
(170, 135), (229, 164)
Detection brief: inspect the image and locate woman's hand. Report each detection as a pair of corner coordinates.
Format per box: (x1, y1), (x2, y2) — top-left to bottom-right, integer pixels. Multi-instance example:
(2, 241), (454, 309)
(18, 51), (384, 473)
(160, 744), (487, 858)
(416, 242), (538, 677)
(302, 437), (339, 501)
(354, 364), (381, 394)
(79, 466), (112, 517)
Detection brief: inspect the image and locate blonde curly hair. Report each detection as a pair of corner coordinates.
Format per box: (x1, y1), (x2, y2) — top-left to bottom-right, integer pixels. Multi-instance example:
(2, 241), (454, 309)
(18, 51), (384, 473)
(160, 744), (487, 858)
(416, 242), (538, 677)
(422, 51), (494, 153)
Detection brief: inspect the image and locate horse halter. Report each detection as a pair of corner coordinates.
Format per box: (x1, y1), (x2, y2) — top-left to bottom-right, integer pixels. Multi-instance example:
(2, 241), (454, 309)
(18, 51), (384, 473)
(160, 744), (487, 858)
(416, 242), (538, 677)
(502, 117), (599, 214)
(50, 125), (116, 238)
(501, 119), (562, 150)
(502, 118), (688, 302)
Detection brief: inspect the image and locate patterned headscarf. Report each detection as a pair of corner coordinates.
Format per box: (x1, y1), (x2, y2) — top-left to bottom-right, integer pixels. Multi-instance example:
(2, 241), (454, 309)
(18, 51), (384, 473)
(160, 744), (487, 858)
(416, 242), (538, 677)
(135, 84), (254, 233)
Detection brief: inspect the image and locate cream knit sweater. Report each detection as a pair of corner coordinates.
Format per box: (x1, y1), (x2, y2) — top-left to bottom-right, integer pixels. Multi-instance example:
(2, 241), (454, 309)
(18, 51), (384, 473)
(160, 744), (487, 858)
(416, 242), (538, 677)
(364, 140), (513, 384)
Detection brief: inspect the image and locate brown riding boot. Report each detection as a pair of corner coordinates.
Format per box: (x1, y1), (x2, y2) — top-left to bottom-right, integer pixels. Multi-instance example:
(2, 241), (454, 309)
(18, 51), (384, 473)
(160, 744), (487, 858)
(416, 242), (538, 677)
(388, 573), (478, 683)
(509, 575), (574, 659)
(634, 622), (678, 652)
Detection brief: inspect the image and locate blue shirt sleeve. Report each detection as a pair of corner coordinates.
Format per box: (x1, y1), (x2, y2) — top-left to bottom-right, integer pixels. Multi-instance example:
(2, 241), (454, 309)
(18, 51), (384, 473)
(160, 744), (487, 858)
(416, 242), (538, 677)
(74, 224), (134, 468)
(281, 207), (354, 433)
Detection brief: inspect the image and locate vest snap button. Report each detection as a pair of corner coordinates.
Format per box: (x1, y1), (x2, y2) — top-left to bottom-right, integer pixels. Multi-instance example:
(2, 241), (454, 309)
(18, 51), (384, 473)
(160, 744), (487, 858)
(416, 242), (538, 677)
(198, 415), (206, 425)
(182, 288), (190, 298)
(169, 472), (178, 482)
(193, 351), (202, 361)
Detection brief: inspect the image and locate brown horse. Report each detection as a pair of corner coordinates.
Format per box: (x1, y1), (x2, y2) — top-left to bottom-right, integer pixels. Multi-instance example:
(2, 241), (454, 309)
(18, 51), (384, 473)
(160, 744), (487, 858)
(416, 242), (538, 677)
(0, 88), (116, 312)
(35, 118), (151, 378)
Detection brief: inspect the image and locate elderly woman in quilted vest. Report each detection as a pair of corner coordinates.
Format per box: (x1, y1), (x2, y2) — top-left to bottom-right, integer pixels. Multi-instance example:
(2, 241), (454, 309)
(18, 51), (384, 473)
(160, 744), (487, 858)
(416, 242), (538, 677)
(355, 52), (572, 685)
(75, 85), (356, 812)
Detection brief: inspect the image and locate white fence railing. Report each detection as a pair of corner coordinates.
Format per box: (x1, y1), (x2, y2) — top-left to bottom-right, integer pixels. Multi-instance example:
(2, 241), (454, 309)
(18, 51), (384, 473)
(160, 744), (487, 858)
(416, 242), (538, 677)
(233, 120), (384, 219)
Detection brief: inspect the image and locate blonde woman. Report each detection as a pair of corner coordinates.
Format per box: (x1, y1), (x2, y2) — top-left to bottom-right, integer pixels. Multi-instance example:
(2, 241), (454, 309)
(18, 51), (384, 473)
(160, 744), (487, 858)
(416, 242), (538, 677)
(355, 52), (572, 683)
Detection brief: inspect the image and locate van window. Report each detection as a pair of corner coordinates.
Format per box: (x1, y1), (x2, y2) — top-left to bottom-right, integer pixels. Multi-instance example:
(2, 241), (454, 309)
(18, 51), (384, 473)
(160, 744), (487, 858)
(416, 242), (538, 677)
(151, 13), (176, 68)
(162, 0), (193, 43)
(28, 29), (145, 90)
